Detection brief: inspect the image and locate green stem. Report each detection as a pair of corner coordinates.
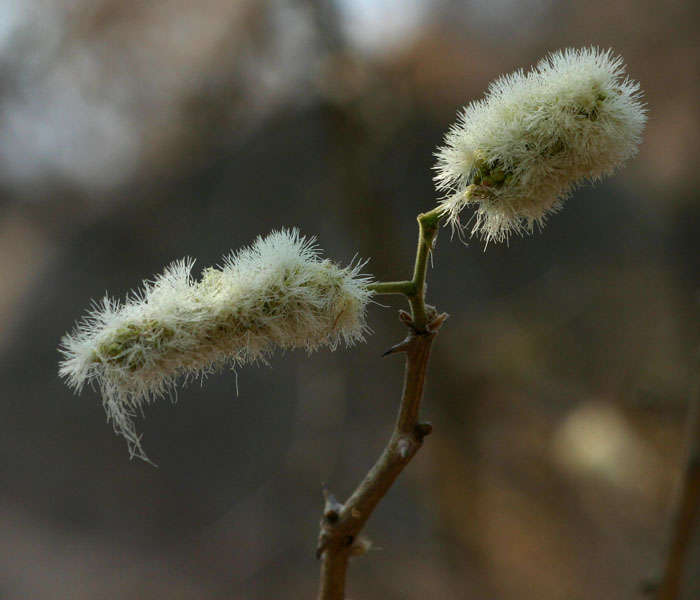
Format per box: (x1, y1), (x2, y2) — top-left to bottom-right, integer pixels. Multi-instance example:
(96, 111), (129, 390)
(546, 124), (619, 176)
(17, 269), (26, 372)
(409, 208), (442, 331)
(367, 281), (416, 295)
(369, 207), (443, 332)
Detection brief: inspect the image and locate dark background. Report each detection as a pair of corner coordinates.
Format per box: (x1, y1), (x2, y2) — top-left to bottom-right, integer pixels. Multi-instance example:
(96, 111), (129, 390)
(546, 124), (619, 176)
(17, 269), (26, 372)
(0, 1), (698, 598)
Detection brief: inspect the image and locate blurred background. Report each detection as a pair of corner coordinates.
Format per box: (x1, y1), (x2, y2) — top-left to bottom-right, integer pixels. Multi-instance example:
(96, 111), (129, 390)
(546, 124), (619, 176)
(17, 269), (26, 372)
(1, 1), (698, 598)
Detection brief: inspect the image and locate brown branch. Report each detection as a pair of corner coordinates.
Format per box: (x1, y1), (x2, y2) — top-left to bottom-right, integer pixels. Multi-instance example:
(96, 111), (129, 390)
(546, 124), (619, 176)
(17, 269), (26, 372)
(316, 310), (447, 600)
(315, 209), (444, 599)
(656, 392), (700, 600)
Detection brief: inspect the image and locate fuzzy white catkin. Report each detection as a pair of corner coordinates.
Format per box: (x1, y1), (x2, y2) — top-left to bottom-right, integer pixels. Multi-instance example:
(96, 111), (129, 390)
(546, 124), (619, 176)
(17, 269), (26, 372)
(59, 229), (373, 461)
(434, 47), (647, 243)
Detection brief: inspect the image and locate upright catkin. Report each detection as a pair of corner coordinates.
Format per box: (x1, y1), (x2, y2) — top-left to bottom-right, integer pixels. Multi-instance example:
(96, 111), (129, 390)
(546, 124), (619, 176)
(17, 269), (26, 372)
(434, 47), (646, 242)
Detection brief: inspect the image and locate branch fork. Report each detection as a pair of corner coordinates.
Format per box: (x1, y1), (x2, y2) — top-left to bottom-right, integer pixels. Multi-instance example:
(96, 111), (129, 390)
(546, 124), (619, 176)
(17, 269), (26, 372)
(316, 308), (447, 600)
(316, 208), (446, 599)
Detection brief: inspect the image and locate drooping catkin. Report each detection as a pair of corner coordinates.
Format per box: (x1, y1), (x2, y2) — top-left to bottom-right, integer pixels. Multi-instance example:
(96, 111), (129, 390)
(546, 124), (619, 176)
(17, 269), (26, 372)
(59, 229), (373, 461)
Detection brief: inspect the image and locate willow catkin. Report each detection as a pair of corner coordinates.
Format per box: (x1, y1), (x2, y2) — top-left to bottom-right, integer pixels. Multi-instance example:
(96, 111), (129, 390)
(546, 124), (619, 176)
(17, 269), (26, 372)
(59, 229), (373, 461)
(434, 47), (647, 243)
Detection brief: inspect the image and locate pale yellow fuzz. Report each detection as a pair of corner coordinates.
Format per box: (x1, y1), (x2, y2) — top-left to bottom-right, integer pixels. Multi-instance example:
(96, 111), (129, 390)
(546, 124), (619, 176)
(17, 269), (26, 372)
(59, 229), (373, 461)
(434, 47), (647, 243)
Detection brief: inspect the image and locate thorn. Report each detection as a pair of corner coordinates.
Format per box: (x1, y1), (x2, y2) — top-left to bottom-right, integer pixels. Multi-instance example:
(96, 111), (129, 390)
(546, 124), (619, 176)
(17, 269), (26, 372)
(428, 312), (449, 332)
(322, 485), (343, 523)
(397, 438), (412, 460)
(381, 336), (412, 357)
(350, 535), (373, 557)
(414, 422), (433, 440)
(398, 310), (413, 326)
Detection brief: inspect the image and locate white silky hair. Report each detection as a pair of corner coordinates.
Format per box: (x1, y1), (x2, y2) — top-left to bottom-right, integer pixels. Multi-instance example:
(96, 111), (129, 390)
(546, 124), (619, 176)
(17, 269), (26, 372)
(59, 229), (373, 462)
(434, 47), (647, 243)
